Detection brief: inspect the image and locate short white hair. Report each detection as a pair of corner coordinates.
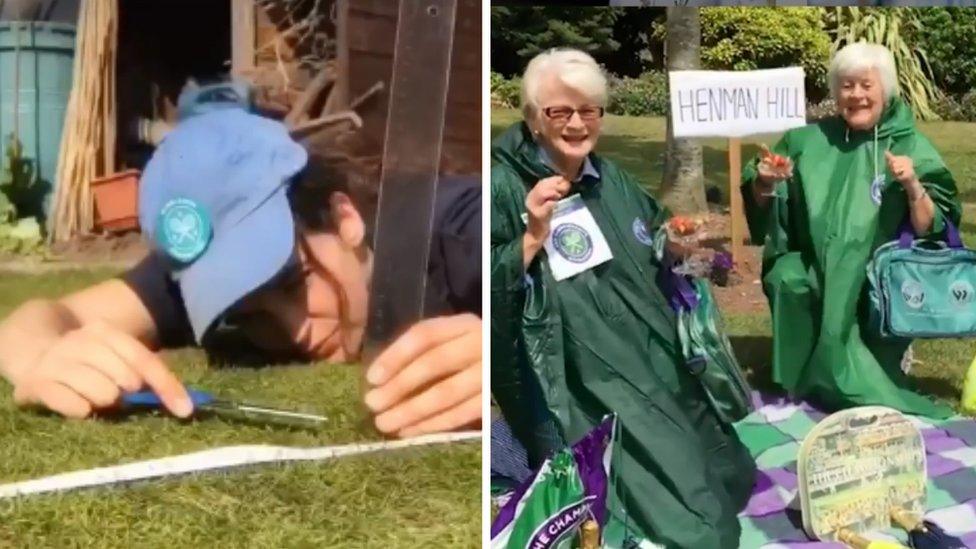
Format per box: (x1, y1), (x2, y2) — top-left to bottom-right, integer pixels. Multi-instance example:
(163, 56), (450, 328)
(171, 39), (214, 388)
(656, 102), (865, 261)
(520, 48), (608, 119)
(829, 42), (899, 102)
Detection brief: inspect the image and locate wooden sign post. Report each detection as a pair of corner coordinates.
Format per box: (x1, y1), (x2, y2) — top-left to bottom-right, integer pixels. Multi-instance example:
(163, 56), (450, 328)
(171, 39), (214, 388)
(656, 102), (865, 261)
(668, 67), (807, 267)
(728, 137), (745, 266)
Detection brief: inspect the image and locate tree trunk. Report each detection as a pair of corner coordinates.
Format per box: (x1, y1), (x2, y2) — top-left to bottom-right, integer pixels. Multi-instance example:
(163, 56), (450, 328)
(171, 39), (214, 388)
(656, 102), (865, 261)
(660, 7), (706, 215)
(0, 0), (44, 21)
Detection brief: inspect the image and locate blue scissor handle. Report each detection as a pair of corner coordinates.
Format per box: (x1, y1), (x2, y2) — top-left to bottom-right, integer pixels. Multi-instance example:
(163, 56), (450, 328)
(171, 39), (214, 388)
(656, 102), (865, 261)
(122, 388), (215, 409)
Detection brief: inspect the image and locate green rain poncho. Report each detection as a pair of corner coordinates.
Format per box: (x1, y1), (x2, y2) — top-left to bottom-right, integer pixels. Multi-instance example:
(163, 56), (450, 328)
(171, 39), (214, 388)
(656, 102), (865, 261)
(491, 122), (755, 548)
(741, 97), (962, 418)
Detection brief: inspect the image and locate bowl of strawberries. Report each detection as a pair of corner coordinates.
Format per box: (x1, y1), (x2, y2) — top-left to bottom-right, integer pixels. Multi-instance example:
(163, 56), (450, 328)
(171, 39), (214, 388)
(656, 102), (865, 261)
(665, 215), (703, 247)
(758, 144), (793, 176)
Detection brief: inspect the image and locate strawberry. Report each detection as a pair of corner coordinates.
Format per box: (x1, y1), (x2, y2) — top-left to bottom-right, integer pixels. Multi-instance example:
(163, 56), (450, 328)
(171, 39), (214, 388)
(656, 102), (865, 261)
(669, 215), (699, 236)
(760, 144), (789, 169)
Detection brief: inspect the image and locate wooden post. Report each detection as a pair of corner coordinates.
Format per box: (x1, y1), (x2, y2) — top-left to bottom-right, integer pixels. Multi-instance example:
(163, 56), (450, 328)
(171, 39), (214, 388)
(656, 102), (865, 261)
(332, 0), (350, 109)
(231, 0), (255, 77)
(728, 138), (746, 268)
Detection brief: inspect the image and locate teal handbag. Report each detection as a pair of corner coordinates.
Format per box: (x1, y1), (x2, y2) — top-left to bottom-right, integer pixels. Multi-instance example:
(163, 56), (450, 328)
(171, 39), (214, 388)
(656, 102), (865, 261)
(867, 220), (976, 339)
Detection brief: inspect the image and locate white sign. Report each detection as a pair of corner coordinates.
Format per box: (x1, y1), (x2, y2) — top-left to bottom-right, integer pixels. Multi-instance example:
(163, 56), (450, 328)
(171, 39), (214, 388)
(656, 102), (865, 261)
(669, 67), (807, 138)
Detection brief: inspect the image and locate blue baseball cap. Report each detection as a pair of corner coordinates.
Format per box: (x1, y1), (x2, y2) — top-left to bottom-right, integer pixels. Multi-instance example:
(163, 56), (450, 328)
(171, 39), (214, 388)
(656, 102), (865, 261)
(139, 107), (308, 342)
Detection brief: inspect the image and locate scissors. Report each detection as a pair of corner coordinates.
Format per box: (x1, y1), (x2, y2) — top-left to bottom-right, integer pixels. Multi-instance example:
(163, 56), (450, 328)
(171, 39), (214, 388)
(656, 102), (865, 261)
(121, 388), (328, 428)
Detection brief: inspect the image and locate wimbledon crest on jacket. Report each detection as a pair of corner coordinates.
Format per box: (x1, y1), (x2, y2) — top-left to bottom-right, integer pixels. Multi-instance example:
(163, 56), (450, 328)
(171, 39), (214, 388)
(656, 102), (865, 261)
(632, 217), (653, 246)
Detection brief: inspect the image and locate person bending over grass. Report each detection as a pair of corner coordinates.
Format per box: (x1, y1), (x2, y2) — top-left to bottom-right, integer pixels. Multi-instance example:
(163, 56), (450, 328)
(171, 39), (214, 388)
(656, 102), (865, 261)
(0, 101), (481, 438)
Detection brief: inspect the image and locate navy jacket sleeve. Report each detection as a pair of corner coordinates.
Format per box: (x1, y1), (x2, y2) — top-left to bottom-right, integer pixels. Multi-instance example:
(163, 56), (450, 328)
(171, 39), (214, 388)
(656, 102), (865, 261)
(427, 175), (482, 317)
(121, 253), (194, 347)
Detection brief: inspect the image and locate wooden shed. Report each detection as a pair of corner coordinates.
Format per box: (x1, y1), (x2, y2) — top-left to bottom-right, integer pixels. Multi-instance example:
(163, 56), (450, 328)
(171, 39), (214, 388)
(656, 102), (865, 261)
(113, 0), (481, 174)
(50, 0), (480, 240)
(231, 0), (481, 176)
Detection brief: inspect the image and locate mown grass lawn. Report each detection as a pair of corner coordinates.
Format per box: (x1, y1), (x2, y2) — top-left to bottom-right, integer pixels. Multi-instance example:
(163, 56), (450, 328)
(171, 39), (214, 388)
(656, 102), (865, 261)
(492, 108), (976, 412)
(0, 270), (480, 548)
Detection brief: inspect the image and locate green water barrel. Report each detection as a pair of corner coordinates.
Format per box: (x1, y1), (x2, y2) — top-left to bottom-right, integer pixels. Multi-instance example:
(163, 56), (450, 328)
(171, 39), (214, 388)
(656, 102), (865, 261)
(0, 21), (76, 219)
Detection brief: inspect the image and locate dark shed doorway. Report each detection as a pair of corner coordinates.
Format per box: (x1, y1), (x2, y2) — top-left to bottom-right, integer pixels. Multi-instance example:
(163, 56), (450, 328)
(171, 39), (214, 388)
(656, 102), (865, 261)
(116, 0), (231, 169)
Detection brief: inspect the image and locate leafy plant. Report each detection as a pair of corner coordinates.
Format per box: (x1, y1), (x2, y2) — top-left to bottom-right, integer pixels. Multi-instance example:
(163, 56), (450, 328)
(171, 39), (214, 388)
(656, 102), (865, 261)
(933, 91), (976, 123)
(0, 134), (37, 219)
(490, 71), (522, 109)
(806, 97), (839, 122)
(826, 7), (941, 121)
(908, 7), (976, 99)
(0, 187), (14, 224)
(655, 8), (832, 102)
(607, 71), (670, 117)
(0, 217), (43, 254)
(0, 134), (44, 254)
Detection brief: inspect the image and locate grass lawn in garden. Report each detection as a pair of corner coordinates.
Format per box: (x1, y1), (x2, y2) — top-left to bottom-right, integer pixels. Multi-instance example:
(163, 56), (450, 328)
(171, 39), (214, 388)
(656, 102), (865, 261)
(0, 270), (480, 547)
(492, 108), (976, 411)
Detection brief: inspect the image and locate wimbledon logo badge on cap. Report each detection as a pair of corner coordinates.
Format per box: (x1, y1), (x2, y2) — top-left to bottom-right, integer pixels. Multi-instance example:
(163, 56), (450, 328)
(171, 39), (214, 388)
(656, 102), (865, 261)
(157, 198), (212, 263)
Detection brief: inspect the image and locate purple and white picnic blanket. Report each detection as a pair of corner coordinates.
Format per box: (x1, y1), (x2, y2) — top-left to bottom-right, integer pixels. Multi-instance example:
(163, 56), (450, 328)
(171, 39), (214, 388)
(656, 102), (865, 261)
(738, 392), (976, 548)
(491, 391), (976, 547)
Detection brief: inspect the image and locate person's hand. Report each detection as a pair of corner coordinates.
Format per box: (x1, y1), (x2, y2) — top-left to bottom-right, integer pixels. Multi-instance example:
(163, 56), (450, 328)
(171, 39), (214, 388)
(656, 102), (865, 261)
(525, 175), (571, 242)
(364, 314), (481, 438)
(884, 151), (923, 197)
(11, 322), (192, 419)
(756, 144), (793, 191)
(884, 150), (916, 185)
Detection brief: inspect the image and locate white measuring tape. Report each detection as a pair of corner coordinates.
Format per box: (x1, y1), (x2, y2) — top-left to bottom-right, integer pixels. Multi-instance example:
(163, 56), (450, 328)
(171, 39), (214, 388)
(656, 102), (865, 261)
(0, 431), (480, 499)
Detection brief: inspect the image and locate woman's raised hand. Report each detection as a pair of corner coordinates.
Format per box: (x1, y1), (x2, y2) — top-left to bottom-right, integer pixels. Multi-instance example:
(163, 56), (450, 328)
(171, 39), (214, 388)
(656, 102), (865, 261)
(757, 144), (794, 183)
(524, 175), (571, 242)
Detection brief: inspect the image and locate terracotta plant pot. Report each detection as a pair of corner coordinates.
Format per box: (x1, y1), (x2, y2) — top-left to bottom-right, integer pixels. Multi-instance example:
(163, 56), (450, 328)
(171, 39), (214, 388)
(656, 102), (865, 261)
(91, 170), (140, 232)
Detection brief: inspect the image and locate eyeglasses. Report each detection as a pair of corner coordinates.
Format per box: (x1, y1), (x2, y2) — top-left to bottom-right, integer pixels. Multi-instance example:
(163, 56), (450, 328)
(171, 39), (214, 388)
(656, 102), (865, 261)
(542, 105), (605, 122)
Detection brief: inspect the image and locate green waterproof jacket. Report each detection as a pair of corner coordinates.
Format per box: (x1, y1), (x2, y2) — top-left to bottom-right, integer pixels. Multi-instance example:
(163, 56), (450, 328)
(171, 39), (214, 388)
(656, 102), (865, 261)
(491, 122), (755, 548)
(741, 97), (962, 418)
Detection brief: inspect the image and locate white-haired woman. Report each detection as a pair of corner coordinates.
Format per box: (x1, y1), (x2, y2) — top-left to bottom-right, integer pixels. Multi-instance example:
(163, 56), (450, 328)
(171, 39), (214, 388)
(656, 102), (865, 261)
(742, 42), (961, 417)
(491, 48), (755, 548)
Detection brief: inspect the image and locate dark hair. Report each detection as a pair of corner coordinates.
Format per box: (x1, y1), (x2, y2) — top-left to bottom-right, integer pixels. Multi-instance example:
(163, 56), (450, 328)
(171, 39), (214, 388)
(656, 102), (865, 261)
(287, 131), (380, 240)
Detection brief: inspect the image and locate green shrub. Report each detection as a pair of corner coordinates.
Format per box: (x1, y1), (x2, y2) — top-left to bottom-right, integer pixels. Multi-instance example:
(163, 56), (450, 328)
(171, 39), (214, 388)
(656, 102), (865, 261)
(806, 98), (838, 122)
(0, 136), (27, 223)
(960, 92), (976, 123)
(909, 8), (976, 99)
(0, 135), (46, 254)
(607, 71), (669, 117)
(658, 7), (832, 102)
(0, 193), (14, 226)
(933, 91), (976, 123)
(490, 71), (522, 109)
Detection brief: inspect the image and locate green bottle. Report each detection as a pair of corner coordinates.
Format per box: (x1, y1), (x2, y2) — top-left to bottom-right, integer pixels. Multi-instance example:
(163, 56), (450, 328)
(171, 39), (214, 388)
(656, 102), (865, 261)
(961, 354), (976, 414)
